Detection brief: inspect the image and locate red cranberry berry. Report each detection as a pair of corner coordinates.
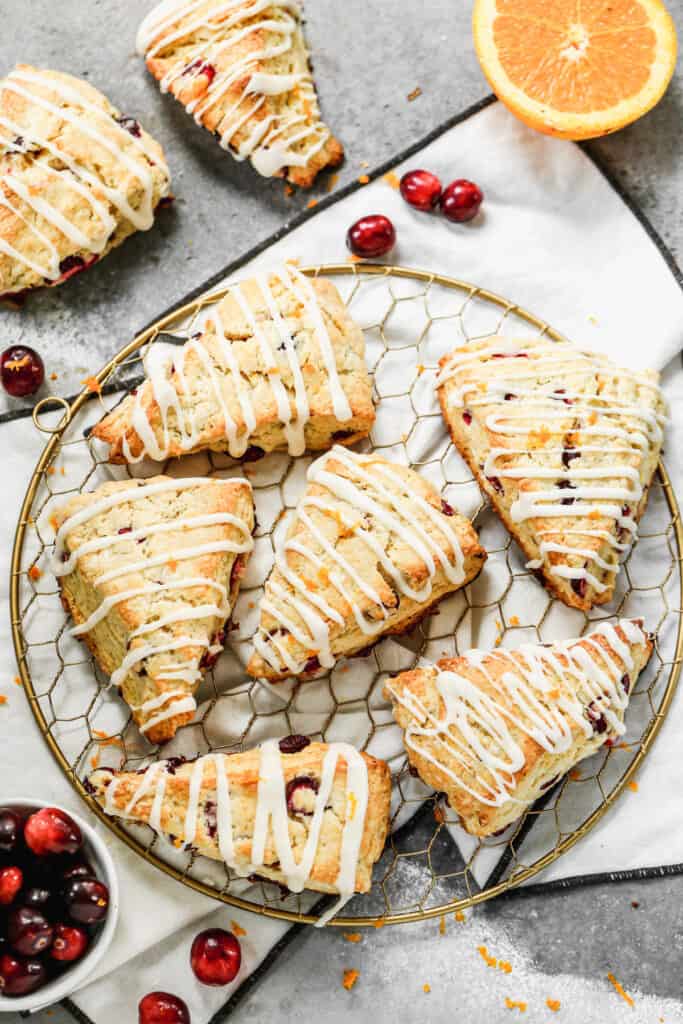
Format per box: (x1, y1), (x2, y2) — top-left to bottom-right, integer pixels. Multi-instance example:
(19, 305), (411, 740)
(0, 346), (45, 398)
(0, 809), (23, 853)
(183, 59), (216, 84)
(7, 906), (54, 956)
(63, 877), (109, 924)
(400, 169), (442, 211)
(346, 215), (396, 258)
(0, 867), (23, 906)
(440, 500), (454, 517)
(139, 991), (191, 1023)
(24, 807), (82, 857)
(51, 923), (89, 962)
(278, 734), (311, 755)
(0, 953), (46, 997)
(190, 928), (242, 986)
(23, 886), (51, 910)
(440, 179), (484, 223)
(285, 776), (319, 816)
(115, 115), (142, 138)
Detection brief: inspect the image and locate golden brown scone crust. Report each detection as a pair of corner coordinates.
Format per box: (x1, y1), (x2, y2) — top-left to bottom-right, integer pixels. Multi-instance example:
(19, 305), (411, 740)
(138, 0), (343, 187)
(89, 741), (391, 895)
(248, 448), (486, 680)
(384, 620), (653, 836)
(93, 272), (374, 464)
(437, 336), (665, 611)
(0, 65), (171, 298)
(53, 475), (254, 742)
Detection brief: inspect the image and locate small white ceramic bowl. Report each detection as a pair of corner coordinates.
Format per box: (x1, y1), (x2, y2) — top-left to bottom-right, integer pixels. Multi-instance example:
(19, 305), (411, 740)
(0, 798), (119, 1014)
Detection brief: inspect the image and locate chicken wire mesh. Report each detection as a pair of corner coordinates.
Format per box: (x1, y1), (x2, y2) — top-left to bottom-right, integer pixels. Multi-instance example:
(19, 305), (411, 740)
(10, 264), (683, 926)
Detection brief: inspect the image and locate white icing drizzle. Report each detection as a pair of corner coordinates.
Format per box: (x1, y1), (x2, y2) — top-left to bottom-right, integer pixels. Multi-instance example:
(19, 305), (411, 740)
(387, 620), (646, 809)
(121, 264), (351, 462)
(253, 445), (467, 675)
(136, 0), (331, 178)
(53, 477), (253, 731)
(437, 338), (665, 594)
(105, 739), (370, 925)
(0, 66), (166, 284)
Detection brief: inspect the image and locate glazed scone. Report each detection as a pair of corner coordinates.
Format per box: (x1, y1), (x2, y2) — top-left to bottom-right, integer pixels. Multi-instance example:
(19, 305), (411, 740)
(384, 619), (653, 836)
(136, 0), (343, 188)
(437, 336), (666, 611)
(88, 738), (391, 914)
(0, 65), (172, 300)
(247, 446), (487, 681)
(51, 475), (254, 743)
(93, 267), (375, 464)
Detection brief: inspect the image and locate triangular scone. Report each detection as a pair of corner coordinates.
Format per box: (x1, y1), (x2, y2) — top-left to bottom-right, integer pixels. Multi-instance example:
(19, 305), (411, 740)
(247, 446), (487, 681)
(52, 475), (254, 743)
(88, 738), (391, 909)
(136, 0), (343, 188)
(385, 619), (653, 836)
(437, 336), (666, 610)
(93, 268), (374, 465)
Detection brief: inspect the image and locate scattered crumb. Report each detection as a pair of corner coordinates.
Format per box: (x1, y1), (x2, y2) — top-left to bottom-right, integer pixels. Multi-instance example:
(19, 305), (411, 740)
(50, 372), (58, 381)
(13, 676), (21, 687)
(231, 921), (247, 937)
(343, 932), (362, 943)
(360, 160), (369, 169)
(546, 998), (561, 1012)
(343, 969), (360, 991)
(306, 198), (318, 209)
(416, 364), (425, 375)
(423, 983), (431, 994)
(504, 998), (527, 1013)
(383, 171), (400, 190)
(454, 910), (466, 922)
(326, 173), (339, 192)
(81, 376), (102, 395)
(627, 781), (639, 792)
(407, 86), (422, 101)
(631, 900), (640, 909)
(28, 565), (42, 581)
(607, 972), (634, 1008)
(439, 915), (446, 936)
(509, 615), (520, 626)
(358, 174), (370, 184)
(588, 315), (599, 325)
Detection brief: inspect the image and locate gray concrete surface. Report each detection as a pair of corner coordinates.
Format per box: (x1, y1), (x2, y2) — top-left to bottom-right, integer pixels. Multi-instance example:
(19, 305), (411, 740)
(1, 1), (683, 1021)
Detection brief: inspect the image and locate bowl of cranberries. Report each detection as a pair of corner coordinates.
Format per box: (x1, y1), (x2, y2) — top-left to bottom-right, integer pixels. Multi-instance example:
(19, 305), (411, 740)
(0, 799), (119, 1012)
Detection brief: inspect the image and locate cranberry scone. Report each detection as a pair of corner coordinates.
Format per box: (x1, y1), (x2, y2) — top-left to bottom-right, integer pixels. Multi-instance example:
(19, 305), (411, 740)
(0, 65), (172, 301)
(92, 267), (375, 464)
(136, 0), (343, 188)
(51, 476), (254, 743)
(247, 446), (487, 681)
(89, 737), (391, 920)
(385, 619), (652, 836)
(437, 336), (666, 611)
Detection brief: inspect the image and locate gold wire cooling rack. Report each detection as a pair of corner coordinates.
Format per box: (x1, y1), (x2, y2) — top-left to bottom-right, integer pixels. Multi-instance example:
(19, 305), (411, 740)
(10, 264), (683, 927)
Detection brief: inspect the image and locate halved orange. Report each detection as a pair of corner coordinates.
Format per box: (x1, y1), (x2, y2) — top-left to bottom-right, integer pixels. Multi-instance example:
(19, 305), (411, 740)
(473, 0), (677, 140)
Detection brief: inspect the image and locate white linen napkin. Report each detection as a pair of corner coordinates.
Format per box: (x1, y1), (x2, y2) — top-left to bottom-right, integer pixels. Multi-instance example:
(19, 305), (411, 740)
(3, 100), (683, 1022)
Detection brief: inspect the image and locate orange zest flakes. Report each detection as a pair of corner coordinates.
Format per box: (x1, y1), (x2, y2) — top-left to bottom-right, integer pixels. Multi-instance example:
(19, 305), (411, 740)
(373, 919), (385, 929)
(173, 837), (184, 848)
(454, 910), (466, 922)
(439, 915), (446, 936)
(546, 998), (561, 1013)
(416, 364), (425, 376)
(504, 998), (526, 1013)
(383, 171), (400, 190)
(5, 354), (32, 372)
(423, 983), (431, 994)
(283, 184), (294, 197)
(302, 576), (319, 592)
(607, 972), (634, 1008)
(478, 945), (497, 968)
(49, 514), (59, 531)
(627, 780), (639, 792)
(81, 376), (102, 395)
(28, 565), (42, 581)
(306, 198), (318, 209)
(343, 932), (362, 943)
(50, 372), (58, 381)
(509, 615), (520, 627)
(358, 174), (370, 184)
(588, 411), (598, 426)
(588, 509), (603, 521)
(347, 254), (363, 263)
(167, 559), (178, 572)
(90, 750), (100, 770)
(46, 467), (56, 476)
(569, 769), (582, 781)
(13, 676), (21, 687)
(433, 804), (445, 824)
(317, 567), (330, 585)
(407, 86), (422, 101)
(342, 969), (360, 991)
(499, 960), (512, 974)
(0, 696), (7, 706)
(231, 921), (247, 937)
(326, 173), (339, 193)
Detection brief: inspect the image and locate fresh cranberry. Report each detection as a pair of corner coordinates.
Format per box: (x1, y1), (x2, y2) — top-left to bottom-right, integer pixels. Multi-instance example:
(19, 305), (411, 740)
(562, 448), (580, 468)
(139, 991), (191, 1023)
(586, 702), (607, 734)
(278, 734), (311, 755)
(346, 215), (396, 258)
(0, 867), (22, 906)
(7, 906), (53, 956)
(0, 952), (46, 997)
(303, 655), (321, 674)
(118, 526), (133, 535)
(399, 169), (442, 211)
(571, 578), (588, 599)
(242, 445), (265, 462)
(440, 179), (483, 223)
(621, 674), (631, 694)
(440, 499), (455, 516)
(183, 59), (216, 84)
(486, 475), (504, 495)
(23, 885), (51, 910)
(190, 928), (241, 986)
(0, 810), (23, 854)
(115, 115), (142, 138)
(24, 807), (82, 857)
(285, 776), (319, 816)
(61, 860), (94, 885)
(63, 877), (109, 924)
(51, 923), (89, 962)
(0, 346), (45, 398)
(462, 411), (472, 425)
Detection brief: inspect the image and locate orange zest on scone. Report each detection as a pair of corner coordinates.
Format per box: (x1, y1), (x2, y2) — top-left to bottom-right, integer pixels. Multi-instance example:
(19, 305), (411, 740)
(93, 268), (374, 464)
(247, 446), (486, 681)
(52, 475), (254, 742)
(0, 65), (171, 301)
(437, 336), (666, 611)
(384, 620), (653, 836)
(136, 0), (343, 187)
